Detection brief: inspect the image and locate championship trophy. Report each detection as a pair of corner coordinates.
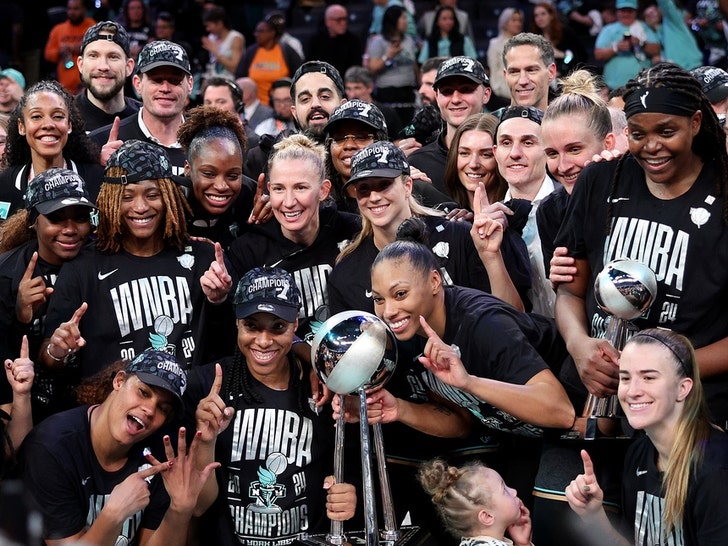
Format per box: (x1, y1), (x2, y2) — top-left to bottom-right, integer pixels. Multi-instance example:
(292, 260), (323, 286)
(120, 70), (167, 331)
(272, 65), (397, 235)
(578, 259), (657, 440)
(296, 311), (430, 546)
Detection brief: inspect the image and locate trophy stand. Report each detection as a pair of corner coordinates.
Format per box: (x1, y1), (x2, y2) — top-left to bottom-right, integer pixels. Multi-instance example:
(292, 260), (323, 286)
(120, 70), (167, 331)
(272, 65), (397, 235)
(574, 259), (657, 440)
(298, 311), (434, 546)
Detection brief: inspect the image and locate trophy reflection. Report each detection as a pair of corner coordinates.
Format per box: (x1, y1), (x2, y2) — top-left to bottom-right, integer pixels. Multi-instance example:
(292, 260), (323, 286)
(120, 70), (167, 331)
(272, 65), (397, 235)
(302, 311), (403, 546)
(579, 259), (657, 440)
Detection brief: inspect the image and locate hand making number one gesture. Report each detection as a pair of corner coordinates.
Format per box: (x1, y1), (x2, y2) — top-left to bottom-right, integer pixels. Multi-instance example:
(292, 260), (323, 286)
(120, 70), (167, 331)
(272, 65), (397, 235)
(417, 315), (470, 390)
(200, 243), (232, 304)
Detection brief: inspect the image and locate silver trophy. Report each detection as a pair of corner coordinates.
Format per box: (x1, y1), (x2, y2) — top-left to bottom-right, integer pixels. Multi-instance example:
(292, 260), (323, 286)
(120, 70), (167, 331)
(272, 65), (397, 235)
(579, 258), (657, 439)
(305, 311), (399, 546)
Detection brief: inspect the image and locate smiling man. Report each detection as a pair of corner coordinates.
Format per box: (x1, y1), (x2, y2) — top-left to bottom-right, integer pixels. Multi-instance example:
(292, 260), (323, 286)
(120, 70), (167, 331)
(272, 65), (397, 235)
(75, 21), (141, 133)
(408, 56), (491, 193)
(502, 33), (557, 112)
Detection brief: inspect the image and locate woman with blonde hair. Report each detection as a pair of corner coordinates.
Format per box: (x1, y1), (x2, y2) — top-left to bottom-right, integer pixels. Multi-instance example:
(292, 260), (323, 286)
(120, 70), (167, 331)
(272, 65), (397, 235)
(566, 328), (728, 544)
(487, 8), (524, 109)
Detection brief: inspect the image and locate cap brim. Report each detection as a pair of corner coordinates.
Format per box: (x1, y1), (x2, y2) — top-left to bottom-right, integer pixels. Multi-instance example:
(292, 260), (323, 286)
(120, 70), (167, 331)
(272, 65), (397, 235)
(706, 85), (728, 104)
(325, 117), (382, 135)
(236, 302), (299, 322)
(134, 371), (184, 411)
(433, 73), (487, 89)
(139, 61), (191, 76)
(346, 167), (404, 187)
(35, 197), (97, 215)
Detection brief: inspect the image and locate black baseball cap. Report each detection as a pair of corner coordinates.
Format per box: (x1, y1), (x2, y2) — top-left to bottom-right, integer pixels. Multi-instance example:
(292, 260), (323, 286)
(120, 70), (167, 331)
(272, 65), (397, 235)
(346, 141), (410, 188)
(234, 267), (302, 322)
(104, 140), (173, 184)
(325, 99), (388, 135)
(433, 56), (489, 90)
(81, 21), (131, 57)
(496, 105), (544, 127)
(125, 349), (187, 410)
(291, 60), (345, 98)
(692, 65), (728, 104)
(26, 168), (97, 215)
(136, 40), (191, 75)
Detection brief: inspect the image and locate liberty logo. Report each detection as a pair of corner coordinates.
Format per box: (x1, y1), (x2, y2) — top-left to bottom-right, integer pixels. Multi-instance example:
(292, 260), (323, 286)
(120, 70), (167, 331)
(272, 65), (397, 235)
(149, 314), (176, 355)
(247, 452), (288, 513)
(640, 91), (649, 109)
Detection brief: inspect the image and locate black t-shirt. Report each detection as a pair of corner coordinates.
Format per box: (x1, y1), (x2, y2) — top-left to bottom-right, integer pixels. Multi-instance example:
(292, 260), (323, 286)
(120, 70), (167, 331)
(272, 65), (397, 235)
(407, 132), (449, 195)
(44, 241), (220, 376)
(74, 91), (142, 133)
(536, 184), (570, 277)
(228, 205), (361, 342)
(328, 214), (527, 316)
(621, 428), (728, 545)
(20, 405), (168, 543)
(89, 112), (187, 178)
(556, 156), (728, 424)
(184, 357), (334, 545)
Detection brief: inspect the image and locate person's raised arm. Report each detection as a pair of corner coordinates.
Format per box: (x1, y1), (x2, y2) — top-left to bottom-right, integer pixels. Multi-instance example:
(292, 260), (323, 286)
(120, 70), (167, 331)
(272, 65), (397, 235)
(4, 335), (34, 455)
(200, 243), (233, 304)
(16, 252), (53, 324)
(40, 302), (87, 369)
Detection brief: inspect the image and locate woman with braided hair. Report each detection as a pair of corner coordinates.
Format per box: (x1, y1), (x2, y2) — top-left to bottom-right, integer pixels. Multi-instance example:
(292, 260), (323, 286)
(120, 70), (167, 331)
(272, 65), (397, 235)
(554, 61), (728, 428)
(418, 458), (533, 546)
(182, 266), (357, 545)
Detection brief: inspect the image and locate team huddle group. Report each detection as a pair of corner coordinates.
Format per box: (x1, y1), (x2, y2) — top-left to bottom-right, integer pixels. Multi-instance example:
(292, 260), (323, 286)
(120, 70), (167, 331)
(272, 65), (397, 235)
(0, 11), (728, 546)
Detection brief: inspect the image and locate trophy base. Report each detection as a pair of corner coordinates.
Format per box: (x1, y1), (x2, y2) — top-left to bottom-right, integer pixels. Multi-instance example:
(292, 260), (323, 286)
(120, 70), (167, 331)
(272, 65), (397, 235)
(564, 416), (627, 440)
(294, 526), (434, 546)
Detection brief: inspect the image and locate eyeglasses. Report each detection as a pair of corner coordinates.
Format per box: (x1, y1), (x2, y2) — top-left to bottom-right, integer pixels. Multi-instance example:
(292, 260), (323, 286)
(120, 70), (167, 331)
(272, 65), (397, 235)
(45, 209), (91, 224)
(354, 178), (395, 198)
(331, 134), (375, 146)
(437, 82), (480, 96)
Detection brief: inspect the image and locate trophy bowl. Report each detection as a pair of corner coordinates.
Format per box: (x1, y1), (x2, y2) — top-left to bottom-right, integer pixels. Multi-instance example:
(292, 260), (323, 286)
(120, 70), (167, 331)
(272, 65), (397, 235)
(311, 310), (398, 395)
(594, 258), (658, 321)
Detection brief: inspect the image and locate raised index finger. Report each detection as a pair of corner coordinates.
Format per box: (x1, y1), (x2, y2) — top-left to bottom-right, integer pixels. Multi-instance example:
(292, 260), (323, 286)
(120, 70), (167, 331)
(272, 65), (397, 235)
(22, 252), (39, 281)
(70, 302), (88, 325)
(418, 315), (441, 341)
(580, 449), (595, 478)
(19, 335), (29, 360)
(107, 116), (120, 143)
(474, 182), (490, 213)
(209, 362), (223, 397)
(214, 242), (225, 267)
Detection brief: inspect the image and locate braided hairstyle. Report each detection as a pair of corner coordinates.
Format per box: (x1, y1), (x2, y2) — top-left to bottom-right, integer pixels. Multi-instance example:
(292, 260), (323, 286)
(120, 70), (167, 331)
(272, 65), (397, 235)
(222, 346), (309, 415)
(418, 458), (494, 538)
(606, 62), (728, 234)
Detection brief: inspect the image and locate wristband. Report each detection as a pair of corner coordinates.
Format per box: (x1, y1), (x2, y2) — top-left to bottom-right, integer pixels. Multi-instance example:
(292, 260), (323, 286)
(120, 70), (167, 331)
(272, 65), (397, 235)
(382, 55), (389, 62)
(46, 343), (65, 362)
(612, 42), (618, 53)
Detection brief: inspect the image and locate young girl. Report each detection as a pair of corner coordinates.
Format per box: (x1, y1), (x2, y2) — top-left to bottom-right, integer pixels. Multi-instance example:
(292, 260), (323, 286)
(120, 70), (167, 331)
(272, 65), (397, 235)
(566, 328), (728, 544)
(419, 458), (533, 546)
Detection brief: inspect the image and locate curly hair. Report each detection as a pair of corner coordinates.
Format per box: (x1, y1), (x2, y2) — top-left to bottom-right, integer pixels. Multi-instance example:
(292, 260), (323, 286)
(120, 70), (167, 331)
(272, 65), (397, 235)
(0, 209), (34, 252)
(5, 80), (99, 167)
(95, 176), (191, 253)
(75, 359), (127, 405)
(177, 105), (247, 159)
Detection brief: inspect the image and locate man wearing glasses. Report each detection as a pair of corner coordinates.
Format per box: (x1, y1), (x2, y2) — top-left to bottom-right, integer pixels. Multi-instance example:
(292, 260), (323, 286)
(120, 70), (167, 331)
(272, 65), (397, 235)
(307, 4), (364, 78)
(408, 56), (491, 194)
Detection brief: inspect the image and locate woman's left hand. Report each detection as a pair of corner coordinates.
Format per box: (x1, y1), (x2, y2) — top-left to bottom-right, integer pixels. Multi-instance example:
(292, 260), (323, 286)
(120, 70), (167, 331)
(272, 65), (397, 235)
(417, 315), (470, 389)
(146, 428), (221, 515)
(5, 335), (34, 396)
(324, 476), (357, 521)
(200, 243), (232, 304)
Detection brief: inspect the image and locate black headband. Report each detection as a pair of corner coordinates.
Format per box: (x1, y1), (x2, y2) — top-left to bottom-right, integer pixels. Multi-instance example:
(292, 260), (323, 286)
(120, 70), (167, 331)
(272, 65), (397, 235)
(623, 87), (700, 119)
(630, 331), (692, 378)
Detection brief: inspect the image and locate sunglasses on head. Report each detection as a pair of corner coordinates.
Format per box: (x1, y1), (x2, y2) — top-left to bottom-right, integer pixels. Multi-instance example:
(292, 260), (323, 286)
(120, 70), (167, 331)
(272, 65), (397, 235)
(437, 82), (480, 96)
(354, 178), (395, 198)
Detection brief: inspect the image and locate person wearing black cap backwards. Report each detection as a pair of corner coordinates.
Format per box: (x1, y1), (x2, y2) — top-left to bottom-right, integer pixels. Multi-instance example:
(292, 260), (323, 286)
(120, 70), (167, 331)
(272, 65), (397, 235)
(184, 267), (356, 545)
(90, 40), (194, 179)
(244, 60), (347, 181)
(20, 349), (218, 546)
(40, 140), (233, 382)
(0, 168), (96, 421)
(75, 21), (142, 133)
(408, 56), (491, 195)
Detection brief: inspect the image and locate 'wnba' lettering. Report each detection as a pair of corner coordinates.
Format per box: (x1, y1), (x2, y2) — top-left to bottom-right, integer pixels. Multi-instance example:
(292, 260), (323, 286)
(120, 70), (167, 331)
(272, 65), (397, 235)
(605, 217), (688, 291)
(110, 276), (193, 337)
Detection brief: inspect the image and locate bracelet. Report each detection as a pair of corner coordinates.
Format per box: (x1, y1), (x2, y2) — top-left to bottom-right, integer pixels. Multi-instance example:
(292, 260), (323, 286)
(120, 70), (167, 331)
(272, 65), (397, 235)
(612, 42), (618, 53)
(46, 343), (65, 362)
(382, 55), (389, 63)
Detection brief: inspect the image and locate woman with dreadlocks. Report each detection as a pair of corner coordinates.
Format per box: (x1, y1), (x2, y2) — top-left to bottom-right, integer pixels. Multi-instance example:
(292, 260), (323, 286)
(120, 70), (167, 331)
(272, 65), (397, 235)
(39, 139), (232, 382)
(554, 61), (728, 429)
(0, 80), (102, 221)
(182, 266), (357, 545)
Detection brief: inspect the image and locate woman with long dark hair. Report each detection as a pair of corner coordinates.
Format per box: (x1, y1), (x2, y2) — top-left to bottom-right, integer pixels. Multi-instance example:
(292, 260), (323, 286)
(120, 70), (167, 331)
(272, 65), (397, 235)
(417, 5), (477, 65)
